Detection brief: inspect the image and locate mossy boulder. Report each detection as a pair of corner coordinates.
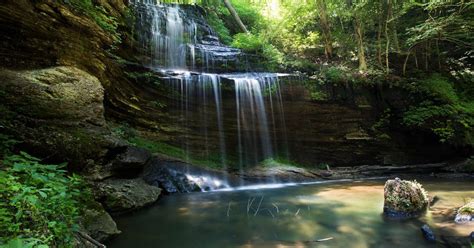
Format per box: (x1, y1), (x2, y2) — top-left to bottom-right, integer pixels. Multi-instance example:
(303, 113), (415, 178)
(455, 201), (473, 224)
(0, 66), (115, 169)
(383, 178), (429, 218)
(79, 207), (121, 242)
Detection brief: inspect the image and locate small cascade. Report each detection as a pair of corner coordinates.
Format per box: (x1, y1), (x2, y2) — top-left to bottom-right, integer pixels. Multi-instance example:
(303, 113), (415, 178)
(131, 1), (242, 72)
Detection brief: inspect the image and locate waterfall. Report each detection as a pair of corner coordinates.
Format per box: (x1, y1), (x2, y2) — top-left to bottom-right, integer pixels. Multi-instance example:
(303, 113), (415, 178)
(132, 1), (242, 72)
(132, 3), (289, 185)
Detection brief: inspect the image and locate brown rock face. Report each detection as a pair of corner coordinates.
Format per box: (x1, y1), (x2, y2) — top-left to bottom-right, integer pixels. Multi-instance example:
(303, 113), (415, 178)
(0, 66), (113, 169)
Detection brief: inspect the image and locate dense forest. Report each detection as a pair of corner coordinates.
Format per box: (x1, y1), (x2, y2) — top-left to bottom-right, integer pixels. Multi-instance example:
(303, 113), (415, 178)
(0, 0), (472, 247)
(198, 0), (474, 147)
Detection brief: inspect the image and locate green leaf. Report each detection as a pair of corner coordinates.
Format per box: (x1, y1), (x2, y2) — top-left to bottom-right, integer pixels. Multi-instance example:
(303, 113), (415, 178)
(38, 191), (47, 198)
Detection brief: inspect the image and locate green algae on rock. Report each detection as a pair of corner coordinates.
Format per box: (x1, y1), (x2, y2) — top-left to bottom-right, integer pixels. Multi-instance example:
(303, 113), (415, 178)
(455, 201), (473, 224)
(383, 178), (429, 218)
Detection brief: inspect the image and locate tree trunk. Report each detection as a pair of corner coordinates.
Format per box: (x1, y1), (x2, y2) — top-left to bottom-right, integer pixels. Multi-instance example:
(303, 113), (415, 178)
(377, 6), (383, 66)
(316, 0), (333, 60)
(354, 15), (367, 71)
(384, 0), (390, 73)
(223, 0), (249, 33)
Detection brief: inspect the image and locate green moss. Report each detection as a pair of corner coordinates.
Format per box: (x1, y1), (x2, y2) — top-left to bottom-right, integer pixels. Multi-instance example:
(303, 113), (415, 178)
(384, 179), (429, 213)
(261, 157), (309, 168)
(62, 0), (121, 43)
(128, 136), (227, 169)
(458, 202), (473, 215)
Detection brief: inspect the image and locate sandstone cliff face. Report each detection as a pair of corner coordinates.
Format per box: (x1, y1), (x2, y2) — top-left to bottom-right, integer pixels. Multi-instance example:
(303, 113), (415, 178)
(0, 0), (134, 169)
(0, 66), (112, 168)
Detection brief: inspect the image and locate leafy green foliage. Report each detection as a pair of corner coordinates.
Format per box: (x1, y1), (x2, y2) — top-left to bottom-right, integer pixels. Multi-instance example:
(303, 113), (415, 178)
(0, 153), (91, 247)
(402, 74), (474, 145)
(232, 33), (284, 70)
(205, 10), (233, 44)
(0, 134), (16, 159)
(62, 0), (121, 43)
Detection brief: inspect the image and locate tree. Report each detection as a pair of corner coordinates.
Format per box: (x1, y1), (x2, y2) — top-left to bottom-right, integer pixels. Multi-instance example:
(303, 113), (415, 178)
(316, 0), (333, 60)
(223, 0), (249, 33)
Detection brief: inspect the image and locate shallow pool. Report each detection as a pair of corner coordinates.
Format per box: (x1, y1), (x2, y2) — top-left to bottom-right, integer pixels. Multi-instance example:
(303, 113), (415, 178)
(108, 179), (473, 247)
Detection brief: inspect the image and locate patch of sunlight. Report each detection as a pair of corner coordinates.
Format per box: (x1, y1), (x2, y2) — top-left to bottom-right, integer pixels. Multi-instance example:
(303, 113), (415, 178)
(260, 0), (282, 20)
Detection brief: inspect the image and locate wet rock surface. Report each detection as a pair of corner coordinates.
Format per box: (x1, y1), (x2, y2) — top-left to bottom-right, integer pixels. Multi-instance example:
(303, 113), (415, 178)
(455, 202), (473, 224)
(421, 224), (436, 242)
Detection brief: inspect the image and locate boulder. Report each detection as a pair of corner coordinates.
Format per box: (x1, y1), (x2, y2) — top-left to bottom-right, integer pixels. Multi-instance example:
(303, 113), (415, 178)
(79, 207), (121, 242)
(111, 146), (152, 177)
(383, 178), (429, 218)
(420, 224), (436, 242)
(0, 66), (114, 168)
(94, 178), (161, 214)
(454, 201), (473, 224)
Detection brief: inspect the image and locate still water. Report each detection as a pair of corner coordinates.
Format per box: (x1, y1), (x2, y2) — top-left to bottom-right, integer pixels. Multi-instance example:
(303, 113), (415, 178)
(108, 179), (473, 247)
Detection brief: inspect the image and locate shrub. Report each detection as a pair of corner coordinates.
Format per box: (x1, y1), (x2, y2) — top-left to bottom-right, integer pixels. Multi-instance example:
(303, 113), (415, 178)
(0, 152), (91, 247)
(232, 33), (284, 70)
(402, 74), (474, 146)
(205, 10), (233, 44)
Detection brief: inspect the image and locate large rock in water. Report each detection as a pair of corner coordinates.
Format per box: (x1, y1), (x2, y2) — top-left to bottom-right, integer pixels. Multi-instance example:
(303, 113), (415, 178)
(383, 178), (429, 218)
(142, 156), (201, 194)
(455, 201), (473, 224)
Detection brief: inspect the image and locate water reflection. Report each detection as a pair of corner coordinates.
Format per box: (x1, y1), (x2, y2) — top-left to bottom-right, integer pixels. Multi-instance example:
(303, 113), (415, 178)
(108, 179), (473, 248)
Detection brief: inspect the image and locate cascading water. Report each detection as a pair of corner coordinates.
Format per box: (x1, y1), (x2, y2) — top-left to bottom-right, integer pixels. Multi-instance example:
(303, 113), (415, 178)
(132, 2), (290, 186)
(132, 0), (242, 72)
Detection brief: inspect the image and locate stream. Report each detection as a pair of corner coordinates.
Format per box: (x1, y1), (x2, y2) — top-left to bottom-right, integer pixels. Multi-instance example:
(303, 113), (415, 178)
(108, 179), (473, 247)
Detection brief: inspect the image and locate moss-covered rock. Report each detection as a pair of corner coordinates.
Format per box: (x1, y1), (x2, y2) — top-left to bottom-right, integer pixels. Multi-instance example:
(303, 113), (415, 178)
(383, 178), (429, 218)
(0, 66), (116, 169)
(79, 207), (121, 242)
(455, 201), (473, 224)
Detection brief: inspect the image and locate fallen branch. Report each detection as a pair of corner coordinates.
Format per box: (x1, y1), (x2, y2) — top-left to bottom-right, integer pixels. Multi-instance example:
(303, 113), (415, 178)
(227, 201), (231, 217)
(76, 231), (106, 248)
(272, 203), (279, 213)
(247, 197), (255, 215)
(264, 208), (275, 219)
(295, 208), (300, 217)
(315, 237), (334, 242)
(254, 196), (264, 216)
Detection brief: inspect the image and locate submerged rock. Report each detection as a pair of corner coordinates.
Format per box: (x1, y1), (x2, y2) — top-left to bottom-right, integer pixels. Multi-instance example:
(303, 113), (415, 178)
(383, 178), (429, 218)
(420, 224), (436, 242)
(95, 178), (161, 214)
(454, 202), (473, 224)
